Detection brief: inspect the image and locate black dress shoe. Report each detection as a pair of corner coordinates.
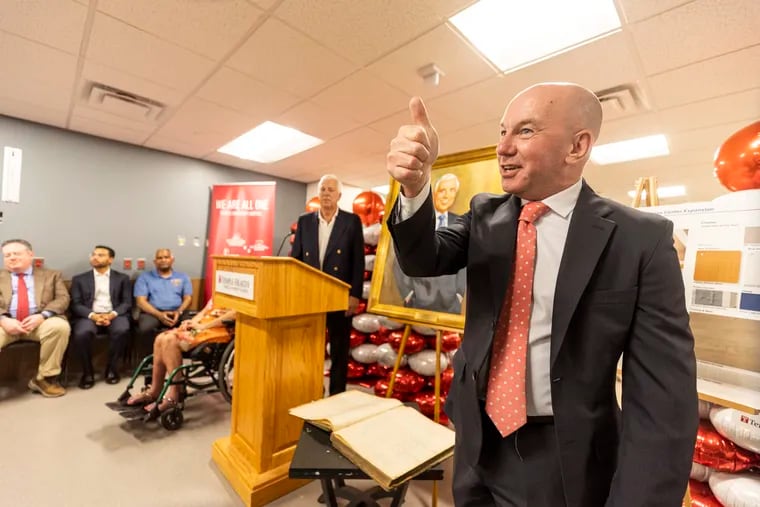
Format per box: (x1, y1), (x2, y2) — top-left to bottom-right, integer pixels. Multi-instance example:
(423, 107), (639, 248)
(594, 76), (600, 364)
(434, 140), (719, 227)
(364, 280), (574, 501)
(79, 374), (95, 390)
(105, 370), (121, 385)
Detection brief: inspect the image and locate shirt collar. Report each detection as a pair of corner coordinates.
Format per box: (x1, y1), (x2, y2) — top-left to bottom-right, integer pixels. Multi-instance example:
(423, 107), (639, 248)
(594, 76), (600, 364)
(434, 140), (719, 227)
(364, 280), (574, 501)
(521, 179), (582, 219)
(319, 209), (339, 225)
(18, 267), (33, 276)
(93, 269), (111, 277)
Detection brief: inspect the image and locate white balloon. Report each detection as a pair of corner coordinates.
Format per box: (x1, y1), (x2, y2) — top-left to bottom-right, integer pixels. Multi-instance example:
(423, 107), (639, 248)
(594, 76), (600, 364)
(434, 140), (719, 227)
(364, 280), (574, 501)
(352, 313), (381, 334)
(363, 223), (381, 246)
(365, 254), (376, 272)
(408, 350), (449, 377)
(377, 316), (403, 330)
(362, 281), (371, 300)
(351, 343), (379, 364)
(412, 324), (436, 336)
(377, 343), (407, 368)
(690, 461), (712, 482)
(709, 407), (760, 453)
(698, 399), (714, 419)
(709, 471), (760, 507)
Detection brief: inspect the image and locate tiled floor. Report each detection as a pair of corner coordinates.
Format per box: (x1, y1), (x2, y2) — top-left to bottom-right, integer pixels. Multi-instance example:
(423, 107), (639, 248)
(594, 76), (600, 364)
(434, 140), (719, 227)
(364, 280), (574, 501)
(0, 374), (454, 507)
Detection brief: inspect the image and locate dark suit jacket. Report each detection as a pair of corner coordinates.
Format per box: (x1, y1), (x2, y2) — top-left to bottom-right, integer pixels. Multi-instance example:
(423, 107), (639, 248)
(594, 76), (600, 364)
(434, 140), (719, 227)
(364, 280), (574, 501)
(388, 181), (698, 507)
(70, 269), (132, 319)
(0, 268), (70, 317)
(291, 209), (365, 300)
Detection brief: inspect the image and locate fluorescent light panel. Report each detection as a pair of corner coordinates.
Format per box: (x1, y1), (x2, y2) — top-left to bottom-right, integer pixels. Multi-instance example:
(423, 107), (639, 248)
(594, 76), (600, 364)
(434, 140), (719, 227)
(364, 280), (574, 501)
(591, 134), (670, 165)
(218, 121), (323, 163)
(449, 0), (621, 72)
(627, 185), (686, 199)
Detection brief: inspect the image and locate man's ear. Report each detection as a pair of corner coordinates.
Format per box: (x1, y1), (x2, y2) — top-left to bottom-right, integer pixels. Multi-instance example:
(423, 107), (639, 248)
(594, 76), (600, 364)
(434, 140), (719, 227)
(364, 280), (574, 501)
(567, 129), (593, 163)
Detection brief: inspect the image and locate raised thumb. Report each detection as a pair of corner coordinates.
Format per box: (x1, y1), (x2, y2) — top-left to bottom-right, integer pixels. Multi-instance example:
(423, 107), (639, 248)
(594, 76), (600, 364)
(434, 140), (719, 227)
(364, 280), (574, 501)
(409, 96), (433, 128)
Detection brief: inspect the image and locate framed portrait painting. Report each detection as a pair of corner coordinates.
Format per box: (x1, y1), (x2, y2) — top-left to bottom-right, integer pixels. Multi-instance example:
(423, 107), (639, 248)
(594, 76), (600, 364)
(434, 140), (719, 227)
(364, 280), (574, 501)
(368, 145), (501, 332)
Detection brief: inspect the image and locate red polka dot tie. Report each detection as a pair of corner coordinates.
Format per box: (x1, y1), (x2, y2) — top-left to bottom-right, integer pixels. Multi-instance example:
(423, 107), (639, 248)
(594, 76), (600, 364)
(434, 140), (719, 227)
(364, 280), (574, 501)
(486, 201), (550, 437)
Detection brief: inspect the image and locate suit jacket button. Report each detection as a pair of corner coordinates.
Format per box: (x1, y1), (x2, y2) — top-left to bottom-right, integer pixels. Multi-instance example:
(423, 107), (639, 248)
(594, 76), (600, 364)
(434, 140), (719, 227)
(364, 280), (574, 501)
(333, 267), (338, 271)
(337, 249), (342, 254)
(305, 252), (310, 257)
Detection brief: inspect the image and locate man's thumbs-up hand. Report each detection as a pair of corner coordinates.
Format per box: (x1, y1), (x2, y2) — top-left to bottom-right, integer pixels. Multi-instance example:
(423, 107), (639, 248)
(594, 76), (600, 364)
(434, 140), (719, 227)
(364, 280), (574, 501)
(386, 97), (439, 198)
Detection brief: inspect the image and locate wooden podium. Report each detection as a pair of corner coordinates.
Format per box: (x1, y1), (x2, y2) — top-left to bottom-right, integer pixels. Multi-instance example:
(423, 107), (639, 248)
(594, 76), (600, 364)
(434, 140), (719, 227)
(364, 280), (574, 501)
(210, 256), (350, 506)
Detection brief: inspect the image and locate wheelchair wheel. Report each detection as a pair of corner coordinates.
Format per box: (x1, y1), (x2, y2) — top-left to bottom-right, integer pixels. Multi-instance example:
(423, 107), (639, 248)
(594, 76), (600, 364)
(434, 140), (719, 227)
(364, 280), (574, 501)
(218, 340), (235, 403)
(160, 407), (184, 431)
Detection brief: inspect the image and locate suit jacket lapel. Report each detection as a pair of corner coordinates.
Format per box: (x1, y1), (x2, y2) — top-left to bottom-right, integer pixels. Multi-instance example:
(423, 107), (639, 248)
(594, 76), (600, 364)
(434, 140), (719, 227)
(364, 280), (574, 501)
(324, 211), (348, 261)
(487, 196), (521, 318)
(33, 269), (44, 307)
(551, 182), (616, 367)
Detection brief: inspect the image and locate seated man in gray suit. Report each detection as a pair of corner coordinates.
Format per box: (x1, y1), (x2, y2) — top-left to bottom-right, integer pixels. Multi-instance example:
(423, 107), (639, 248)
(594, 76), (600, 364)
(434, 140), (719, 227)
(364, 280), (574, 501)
(0, 239), (70, 397)
(70, 245), (132, 389)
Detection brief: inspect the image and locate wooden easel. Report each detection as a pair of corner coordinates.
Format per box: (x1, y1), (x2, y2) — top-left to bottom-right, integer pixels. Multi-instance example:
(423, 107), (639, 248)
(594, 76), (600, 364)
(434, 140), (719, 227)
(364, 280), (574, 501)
(631, 176), (660, 207)
(630, 178), (691, 506)
(385, 323), (451, 507)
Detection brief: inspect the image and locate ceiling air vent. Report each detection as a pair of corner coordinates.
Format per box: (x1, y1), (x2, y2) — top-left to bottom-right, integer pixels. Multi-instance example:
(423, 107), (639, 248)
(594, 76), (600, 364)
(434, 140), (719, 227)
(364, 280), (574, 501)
(86, 82), (165, 122)
(595, 84), (647, 121)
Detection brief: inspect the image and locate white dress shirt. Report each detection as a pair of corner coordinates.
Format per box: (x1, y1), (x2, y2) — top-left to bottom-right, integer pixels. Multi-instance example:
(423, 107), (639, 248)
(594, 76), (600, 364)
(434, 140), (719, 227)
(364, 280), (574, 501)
(398, 179), (582, 415)
(92, 269), (114, 314)
(318, 209), (339, 269)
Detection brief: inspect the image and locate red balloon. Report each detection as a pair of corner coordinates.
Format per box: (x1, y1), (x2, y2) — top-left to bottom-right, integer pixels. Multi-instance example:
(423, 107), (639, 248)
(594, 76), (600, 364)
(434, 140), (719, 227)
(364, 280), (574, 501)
(368, 330), (390, 346)
(356, 300), (367, 314)
(365, 363), (390, 378)
(364, 244), (376, 256)
(694, 420), (760, 472)
(290, 221), (298, 233)
(441, 332), (462, 352)
(374, 379), (411, 401)
(390, 368), (426, 394)
(353, 191), (385, 226)
(713, 121), (760, 191)
(423, 367), (455, 394)
(346, 360), (366, 379)
(306, 196), (320, 212)
(389, 331), (426, 355)
(349, 329), (367, 348)
(687, 480), (722, 507)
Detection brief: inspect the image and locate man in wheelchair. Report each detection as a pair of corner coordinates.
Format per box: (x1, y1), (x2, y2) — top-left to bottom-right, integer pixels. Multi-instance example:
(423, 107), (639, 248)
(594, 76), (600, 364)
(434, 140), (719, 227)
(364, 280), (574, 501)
(114, 299), (235, 429)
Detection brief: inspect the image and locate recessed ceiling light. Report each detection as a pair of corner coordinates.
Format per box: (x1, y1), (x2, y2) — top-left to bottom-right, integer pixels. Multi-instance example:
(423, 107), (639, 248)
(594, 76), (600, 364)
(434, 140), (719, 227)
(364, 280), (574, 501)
(627, 185), (686, 199)
(218, 121), (323, 163)
(449, 0), (621, 73)
(591, 134), (670, 165)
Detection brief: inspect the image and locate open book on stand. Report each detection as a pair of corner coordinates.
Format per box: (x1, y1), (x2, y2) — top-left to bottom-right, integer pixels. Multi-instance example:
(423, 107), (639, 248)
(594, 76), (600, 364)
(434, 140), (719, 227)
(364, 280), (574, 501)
(289, 390), (455, 490)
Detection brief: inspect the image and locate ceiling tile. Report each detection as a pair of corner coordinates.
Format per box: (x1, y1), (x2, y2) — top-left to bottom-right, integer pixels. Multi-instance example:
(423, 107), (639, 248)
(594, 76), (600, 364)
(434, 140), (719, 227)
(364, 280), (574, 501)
(648, 45), (760, 108)
(0, 0), (87, 55)
(631, 0), (760, 75)
(227, 17), (356, 99)
(70, 102), (158, 135)
(597, 112), (664, 145)
(275, 100), (360, 140)
(366, 24), (497, 98)
(149, 97), (260, 156)
(616, 0), (694, 23)
(0, 99), (68, 129)
(96, 0), (263, 60)
(658, 88), (760, 133)
(273, 0), (475, 65)
(0, 33), (78, 111)
(668, 120), (755, 153)
(70, 115), (151, 145)
(86, 13), (216, 93)
(310, 70), (410, 125)
(197, 66), (300, 122)
(440, 119), (500, 156)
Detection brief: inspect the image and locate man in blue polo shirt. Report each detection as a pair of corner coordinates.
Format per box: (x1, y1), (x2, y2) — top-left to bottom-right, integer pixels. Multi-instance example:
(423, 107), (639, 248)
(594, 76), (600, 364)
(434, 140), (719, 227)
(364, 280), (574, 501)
(134, 249), (192, 348)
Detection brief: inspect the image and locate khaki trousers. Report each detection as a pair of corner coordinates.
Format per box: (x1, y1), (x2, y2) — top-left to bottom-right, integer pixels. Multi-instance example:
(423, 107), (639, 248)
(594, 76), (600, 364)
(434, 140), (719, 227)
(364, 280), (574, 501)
(0, 317), (70, 379)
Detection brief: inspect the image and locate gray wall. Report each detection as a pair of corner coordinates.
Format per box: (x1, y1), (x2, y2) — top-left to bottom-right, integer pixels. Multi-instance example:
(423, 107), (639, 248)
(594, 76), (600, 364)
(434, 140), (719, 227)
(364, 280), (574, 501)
(0, 115), (306, 279)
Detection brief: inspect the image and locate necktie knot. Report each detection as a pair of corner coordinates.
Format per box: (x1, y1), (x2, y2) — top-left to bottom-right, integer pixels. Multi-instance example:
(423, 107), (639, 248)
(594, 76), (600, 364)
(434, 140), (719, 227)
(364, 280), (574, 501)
(519, 202), (550, 224)
(437, 214), (445, 229)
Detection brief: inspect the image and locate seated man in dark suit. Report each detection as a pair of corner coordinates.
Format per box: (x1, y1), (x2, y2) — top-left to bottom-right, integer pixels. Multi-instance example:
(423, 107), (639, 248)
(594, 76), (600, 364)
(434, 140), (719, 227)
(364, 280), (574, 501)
(70, 245), (133, 389)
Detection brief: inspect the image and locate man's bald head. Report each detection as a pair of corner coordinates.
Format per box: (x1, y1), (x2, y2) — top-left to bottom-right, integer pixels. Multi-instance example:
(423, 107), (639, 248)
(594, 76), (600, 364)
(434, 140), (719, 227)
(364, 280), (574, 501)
(512, 82), (602, 141)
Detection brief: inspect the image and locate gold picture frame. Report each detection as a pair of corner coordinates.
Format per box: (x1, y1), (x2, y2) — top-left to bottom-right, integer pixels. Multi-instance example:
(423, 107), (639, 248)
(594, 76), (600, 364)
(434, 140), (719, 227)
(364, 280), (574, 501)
(368, 145), (501, 332)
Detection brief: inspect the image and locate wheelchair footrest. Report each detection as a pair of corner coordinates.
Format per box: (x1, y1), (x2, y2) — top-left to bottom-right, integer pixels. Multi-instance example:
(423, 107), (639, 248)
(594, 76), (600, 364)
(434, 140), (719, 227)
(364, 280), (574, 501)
(105, 401), (150, 420)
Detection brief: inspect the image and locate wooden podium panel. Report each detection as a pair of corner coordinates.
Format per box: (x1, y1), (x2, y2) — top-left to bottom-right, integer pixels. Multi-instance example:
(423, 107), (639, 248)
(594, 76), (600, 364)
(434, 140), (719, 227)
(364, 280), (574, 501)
(210, 256), (349, 506)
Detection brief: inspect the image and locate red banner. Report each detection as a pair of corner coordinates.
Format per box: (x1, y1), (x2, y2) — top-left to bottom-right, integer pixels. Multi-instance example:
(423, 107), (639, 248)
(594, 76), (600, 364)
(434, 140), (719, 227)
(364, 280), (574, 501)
(205, 182), (276, 301)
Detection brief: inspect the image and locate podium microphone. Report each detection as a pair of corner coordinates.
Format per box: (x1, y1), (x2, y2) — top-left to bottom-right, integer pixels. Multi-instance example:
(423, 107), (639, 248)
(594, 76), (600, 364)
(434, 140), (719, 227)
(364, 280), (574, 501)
(276, 231), (296, 256)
